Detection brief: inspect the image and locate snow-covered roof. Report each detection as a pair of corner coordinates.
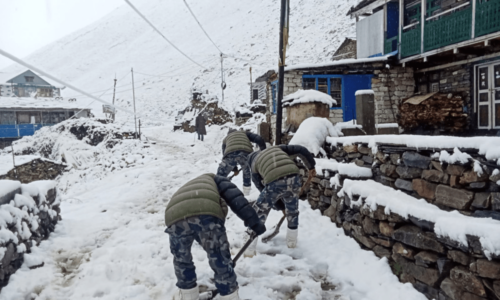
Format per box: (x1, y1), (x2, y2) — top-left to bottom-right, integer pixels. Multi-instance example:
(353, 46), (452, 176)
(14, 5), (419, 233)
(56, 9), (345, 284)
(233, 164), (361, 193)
(355, 89), (374, 96)
(0, 97), (89, 110)
(282, 89), (337, 108)
(0, 70), (59, 87)
(285, 54), (395, 71)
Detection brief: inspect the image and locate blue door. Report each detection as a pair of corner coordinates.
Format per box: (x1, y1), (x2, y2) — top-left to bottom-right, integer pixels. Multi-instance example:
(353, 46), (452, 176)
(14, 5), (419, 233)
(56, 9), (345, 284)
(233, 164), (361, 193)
(343, 75), (373, 122)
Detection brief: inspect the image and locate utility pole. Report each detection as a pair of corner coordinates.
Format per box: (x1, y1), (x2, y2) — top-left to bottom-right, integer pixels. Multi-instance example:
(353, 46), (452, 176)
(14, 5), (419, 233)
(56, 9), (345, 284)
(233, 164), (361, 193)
(131, 68), (138, 138)
(112, 75), (117, 122)
(220, 53), (225, 103)
(250, 66), (253, 103)
(276, 0), (287, 145)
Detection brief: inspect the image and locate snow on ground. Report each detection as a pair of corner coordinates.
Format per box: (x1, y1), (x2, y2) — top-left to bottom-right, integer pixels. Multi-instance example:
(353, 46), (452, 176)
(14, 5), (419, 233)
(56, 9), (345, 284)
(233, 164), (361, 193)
(0, 155), (40, 176)
(0, 124), (425, 300)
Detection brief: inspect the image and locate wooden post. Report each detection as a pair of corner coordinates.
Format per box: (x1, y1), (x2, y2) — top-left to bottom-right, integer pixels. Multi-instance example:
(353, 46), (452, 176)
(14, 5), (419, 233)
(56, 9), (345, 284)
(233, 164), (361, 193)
(250, 66), (253, 103)
(220, 53), (225, 103)
(421, 0), (426, 54)
(399, 0), (403, 60)
(11, 144), (17, 179)
(131, 68), (138, 138)
(472, 0), (476, 39)
(276, 0), (287, 145)
(112, 75), (117, 122)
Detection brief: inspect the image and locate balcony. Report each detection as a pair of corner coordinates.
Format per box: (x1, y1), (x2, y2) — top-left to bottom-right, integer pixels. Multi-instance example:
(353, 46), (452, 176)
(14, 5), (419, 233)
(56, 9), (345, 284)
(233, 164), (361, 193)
(388, 0), (500, 59)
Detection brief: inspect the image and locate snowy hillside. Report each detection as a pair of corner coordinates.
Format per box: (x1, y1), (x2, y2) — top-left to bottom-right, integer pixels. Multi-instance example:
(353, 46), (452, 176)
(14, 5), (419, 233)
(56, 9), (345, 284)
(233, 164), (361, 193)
(0, 0), (357, 128)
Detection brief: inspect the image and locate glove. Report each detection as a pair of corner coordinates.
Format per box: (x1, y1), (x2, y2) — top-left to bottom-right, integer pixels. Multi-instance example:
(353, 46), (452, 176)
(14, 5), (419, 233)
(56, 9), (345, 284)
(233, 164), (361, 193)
(250, 222), (266, 236)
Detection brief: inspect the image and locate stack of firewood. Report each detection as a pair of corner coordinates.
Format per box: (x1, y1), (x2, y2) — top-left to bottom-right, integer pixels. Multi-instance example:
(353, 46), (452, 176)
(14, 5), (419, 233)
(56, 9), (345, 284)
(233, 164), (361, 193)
(398, 92), (467, 132)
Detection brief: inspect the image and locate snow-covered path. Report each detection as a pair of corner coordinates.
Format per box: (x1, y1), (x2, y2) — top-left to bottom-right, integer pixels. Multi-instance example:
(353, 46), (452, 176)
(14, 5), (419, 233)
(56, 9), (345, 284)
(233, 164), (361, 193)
(0, 126), (425, 300)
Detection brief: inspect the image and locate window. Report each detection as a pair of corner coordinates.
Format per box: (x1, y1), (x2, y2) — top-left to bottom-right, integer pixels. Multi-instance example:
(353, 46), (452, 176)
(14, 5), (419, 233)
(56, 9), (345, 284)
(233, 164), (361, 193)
(302, 76), (342, 108)
(17, 112), (40, 124)
(476, 63), (500, 129)
(252, 89), (259, 101)
(0, 112), (16, 125)
(25, 76), (34, 83)
(430, 82), (439, 92)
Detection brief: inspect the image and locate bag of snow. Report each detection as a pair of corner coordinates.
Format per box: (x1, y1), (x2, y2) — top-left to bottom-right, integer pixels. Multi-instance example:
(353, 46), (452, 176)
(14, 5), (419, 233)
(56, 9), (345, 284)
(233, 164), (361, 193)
(289, 117), (342, 156)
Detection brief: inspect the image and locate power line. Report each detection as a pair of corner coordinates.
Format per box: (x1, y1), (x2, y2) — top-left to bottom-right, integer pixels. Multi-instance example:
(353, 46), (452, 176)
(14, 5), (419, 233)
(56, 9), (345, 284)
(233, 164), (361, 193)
(182, 0), (223, 54)
(124, 0), (207, 69)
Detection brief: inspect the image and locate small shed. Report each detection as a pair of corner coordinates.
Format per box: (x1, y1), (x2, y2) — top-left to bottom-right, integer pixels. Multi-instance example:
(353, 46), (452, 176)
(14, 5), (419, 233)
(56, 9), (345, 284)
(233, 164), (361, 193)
(282, 89), (336, 131)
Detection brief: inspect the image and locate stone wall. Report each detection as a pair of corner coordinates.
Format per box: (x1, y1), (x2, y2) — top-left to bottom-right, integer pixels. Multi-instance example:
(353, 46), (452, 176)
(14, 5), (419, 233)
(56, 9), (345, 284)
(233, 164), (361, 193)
(299, 140), (500, 300)
(0, 180), (61, 291)
(372, 67), (415, 124)
(0, 159), (66, 183)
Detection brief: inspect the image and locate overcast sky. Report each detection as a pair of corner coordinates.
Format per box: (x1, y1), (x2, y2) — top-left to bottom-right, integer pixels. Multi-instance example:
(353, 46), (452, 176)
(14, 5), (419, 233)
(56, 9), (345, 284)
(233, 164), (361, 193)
(0, 0), (124, 69)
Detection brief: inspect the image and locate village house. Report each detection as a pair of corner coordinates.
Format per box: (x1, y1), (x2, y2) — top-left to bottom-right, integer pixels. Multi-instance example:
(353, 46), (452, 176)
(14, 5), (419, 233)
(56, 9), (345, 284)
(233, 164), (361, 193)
(349, 0), (500, 135)
(0, 70), (62, 98)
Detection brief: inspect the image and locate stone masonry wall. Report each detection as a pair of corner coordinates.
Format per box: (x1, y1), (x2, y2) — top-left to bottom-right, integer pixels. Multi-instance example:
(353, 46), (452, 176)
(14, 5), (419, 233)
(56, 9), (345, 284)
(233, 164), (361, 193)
(298, 140), (500, 300)
(0, 181), (61, 291)
(372, 67), (415, 124)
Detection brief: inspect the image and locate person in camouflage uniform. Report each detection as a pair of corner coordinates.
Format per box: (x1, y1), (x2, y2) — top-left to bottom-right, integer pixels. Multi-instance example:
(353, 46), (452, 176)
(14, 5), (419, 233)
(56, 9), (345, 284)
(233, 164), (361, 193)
(244, 145), (316, 257)
(165, 173), (266, 300)
(217, 129), (267, 196)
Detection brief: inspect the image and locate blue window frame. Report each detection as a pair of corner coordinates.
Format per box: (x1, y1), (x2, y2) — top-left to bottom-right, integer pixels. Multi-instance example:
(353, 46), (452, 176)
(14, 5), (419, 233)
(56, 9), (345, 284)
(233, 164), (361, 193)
(302, 74), (373, 122)
(271, 80), (278, 114)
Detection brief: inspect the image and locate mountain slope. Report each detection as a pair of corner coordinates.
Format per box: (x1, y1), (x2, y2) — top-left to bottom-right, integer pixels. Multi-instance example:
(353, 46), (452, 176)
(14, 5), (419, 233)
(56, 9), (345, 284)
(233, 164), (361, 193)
(1, 0), (357, 127)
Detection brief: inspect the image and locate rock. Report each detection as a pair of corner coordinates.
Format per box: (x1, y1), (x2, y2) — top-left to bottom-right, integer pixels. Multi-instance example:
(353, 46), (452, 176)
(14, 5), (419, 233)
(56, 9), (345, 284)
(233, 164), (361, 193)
(376, 151), (388, 163)
(440, 278), (486, 300)
(343, 144), (358, 153)
(392, 254), (440, 286)
(323, 203), (337, 221)
(312, 177), (321, 184)
(392, 225), (445, 254)
(358, 145), (371, 155)
(437, 235), (469, 252)
(471, 193), (491, 209)
(373, 245), (392, 259)
(400, 272), (416, 284)
(348, 153), (362, 159)
(450, 266), (486, 297)
(469, 182), (487, 190)
(1, 243), (15, 267)
(476, 259), (500, 279)
(422, 169), (449, 184)
(397, 166), (423, 179)
(413, 179), (438, 200)
(362, 217), (379, 235)
(351, 225), (376, 249)
(447, 250), (471, 266)
(393, 242), (415, 259)
(360, 205), (388, 221)
(390, 153), (401, 165)
(324, 189), (333, 197)
(320, 195), (331, 204)
(432, 161), (444, 172)
(437, 258), (454, 276)
(403, 152), (431, 169)
(388, 212), (406, 223)
(472, 210), (500, 221)
(309, 189), (321, 197)
(380, 164), (397, 177)
(362, 155), (373, 164)
(492, 193), (500, 211)
(354, 159), (364, 167)
(415, 251), (439, 267)
(460, 170), (488, 185)
(379, 221), (394, 237)
(320, 179), (331, 189)
(413, 281), (440, 300)
(446, 164), (466, 176)
(435, 185), (474, 210)
(493, 281), (500, 298)
(395, 178), (413, 191)
(409, 216), (435, 231)
(370, 236), (393, 247)
(450, 175), (460, 188)
(490, 171), (500, 182)
(488, 182), (500, 192)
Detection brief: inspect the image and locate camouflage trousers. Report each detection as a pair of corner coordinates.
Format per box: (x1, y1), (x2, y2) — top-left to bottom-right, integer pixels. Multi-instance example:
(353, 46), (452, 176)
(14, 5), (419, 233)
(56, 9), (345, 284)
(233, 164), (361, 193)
(165, 215), (237, 296)
(253, 174), (301, 229)
(217, 151), (251, 187)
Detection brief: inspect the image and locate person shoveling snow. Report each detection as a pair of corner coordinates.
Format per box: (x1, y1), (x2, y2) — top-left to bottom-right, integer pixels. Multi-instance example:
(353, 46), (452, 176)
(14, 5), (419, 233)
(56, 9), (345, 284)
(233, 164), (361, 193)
(217, 129), (266, 196)
(244, 145), (316, 257)
(164, 173), (266, 300)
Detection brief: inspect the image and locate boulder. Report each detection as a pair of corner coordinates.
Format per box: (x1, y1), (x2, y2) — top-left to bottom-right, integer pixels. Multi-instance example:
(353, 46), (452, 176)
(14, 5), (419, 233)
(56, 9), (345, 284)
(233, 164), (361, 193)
(362, 217), (380, 235)
(471, 193), (491, 210)
(397, 166), (423, 179)
(373, 245), (391, 259)
(393, 225), (445, 254)
(379, 221), (394, 237)
(476, 259), (500, 279)
(435, 185), (474, 210)
(431, 161), (444, 172)
(447, 250), (471, 266)
(370, 236), (393, 248)
(380, 164), (397, 178)
(440, 278), (486, 300)
(395, 178), (413, 191)
(415, 251), (439, 267)
(446, 164), (466, 176)
(422, 170), (449, 184)
(450, 267), (486, 297)
(460, 170), (488, 185)
(358, 145), (371, 155)
(390, 153), (401, 165)
(392, 254), (440, 287)
(343, 144), (358, 153)
(393, 242), (416, 259)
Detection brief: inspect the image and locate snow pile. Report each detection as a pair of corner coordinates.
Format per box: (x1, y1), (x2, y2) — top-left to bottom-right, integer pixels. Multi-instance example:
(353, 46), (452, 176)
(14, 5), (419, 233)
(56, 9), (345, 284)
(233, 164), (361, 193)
(340, 179), (500, 257)
(327, 135), (500, 162)
(439, 147), (472, 164)
(354, 89), (374, 96)
(282, 89), (337, 108)
(315, 158), (372, 178)
(289, 117), (343, 156)
(0, 155), (40, 176)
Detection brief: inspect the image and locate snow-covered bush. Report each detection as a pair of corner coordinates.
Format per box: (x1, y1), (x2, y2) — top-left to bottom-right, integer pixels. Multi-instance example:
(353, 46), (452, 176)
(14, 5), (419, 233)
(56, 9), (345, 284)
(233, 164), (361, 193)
(289, 117), (343, 157)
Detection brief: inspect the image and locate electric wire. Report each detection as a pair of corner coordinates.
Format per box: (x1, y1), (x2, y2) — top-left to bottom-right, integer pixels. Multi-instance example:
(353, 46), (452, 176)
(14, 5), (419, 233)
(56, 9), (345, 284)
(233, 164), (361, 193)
(182, 0), (223, 54)
(124, 0), (207, 69)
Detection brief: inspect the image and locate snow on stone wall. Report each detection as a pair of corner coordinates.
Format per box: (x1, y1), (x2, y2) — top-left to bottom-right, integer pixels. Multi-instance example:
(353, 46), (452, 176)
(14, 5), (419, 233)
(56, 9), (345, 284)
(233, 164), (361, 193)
(0, 180), (61, 291)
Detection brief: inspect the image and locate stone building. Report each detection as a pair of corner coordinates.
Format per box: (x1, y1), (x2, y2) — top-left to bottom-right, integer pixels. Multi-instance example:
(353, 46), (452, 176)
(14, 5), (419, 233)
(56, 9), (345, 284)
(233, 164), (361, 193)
(0, 70), (61, 98)
(332, 38), (357, 61)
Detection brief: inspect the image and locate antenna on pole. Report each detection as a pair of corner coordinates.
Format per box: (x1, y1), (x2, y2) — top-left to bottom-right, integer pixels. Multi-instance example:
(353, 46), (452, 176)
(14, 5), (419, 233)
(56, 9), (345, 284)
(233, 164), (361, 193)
(131, 68), (138, 138)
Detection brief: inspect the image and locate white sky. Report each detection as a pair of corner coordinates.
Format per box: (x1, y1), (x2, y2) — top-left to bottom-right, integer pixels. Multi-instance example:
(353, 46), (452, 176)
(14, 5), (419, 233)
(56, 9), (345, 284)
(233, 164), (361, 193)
(0, 0), (124, 69)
